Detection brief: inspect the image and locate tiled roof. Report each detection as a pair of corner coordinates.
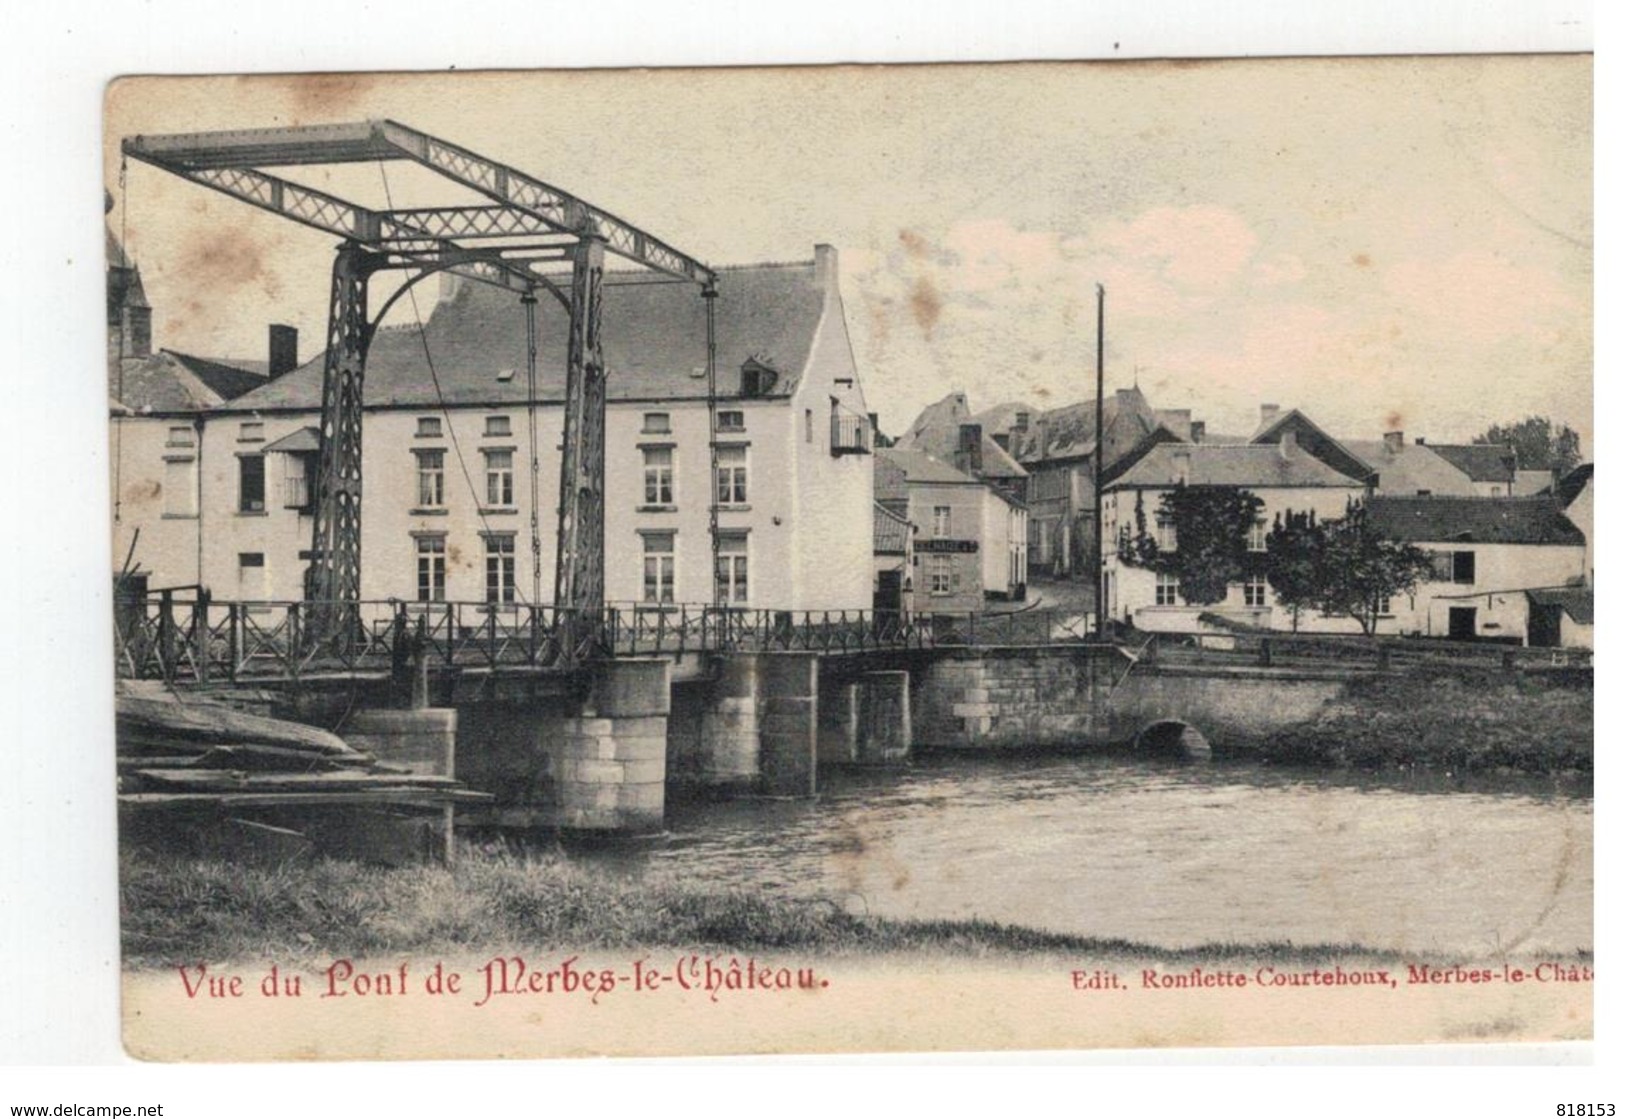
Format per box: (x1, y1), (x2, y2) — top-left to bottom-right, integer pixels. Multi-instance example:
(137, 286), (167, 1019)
(1105, 443), (1367, 490)
(1428, 443), (1518, 484)
(1366, 496), (1584, 546)
(1526, 586), (1593, 624)
(1342, 439), (1479, 497)
(875, 447), (979, 486)
(873, 502), (913, 554)
(221, 260), (827, 412)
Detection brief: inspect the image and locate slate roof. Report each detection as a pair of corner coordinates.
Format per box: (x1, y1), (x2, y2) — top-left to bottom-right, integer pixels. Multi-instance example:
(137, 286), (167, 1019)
(221, 260), (828, 413)
(1428, 443), (1518, 484)
(1365, 496), (1585, 546)
(894, 391), (1028, 480)
(109, 353), (224, 413)
(1250, 409), (1375, 484)
(873, 502), (913, 555)
(263, 426), (321, 454)
(1006, 388), (1158, 465)
(1526, 586), (1593, 624)
(1342, 439), (1480, 497)
(1553, 463), (1593, 507)
(875, 447), (980, 486)
(164, 351), (269, 402)
(1105, 443), (1368, 490)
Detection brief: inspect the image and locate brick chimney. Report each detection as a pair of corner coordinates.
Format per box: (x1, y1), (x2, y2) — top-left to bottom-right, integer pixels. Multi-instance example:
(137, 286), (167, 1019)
(268, 324), (299, 379)
(814, 243), (838, 292)
(956, 423), (984, 476)
(1260, 403), (1280, 428)
(1383, 430), (1404, 454)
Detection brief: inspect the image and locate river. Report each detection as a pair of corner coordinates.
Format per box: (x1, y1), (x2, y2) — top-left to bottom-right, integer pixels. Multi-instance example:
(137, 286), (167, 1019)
(575, 755), (1592, 956)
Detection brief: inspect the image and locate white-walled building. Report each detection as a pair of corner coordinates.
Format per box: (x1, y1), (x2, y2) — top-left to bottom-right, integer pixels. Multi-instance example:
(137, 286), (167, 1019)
(1364, 496), (1587, 645)
(126, 245), (875, 613)
(1101, 432), (1372, 632)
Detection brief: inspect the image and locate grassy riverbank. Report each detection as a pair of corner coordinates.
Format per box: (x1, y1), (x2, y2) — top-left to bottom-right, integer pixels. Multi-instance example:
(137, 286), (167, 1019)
(1254, 669), (1592, 775)
(121, 845), (1392, 970)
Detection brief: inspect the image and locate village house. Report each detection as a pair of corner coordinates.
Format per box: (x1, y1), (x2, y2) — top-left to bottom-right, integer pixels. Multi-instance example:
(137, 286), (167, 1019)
(1341, 431), (1481, 497)
(130, 245), (876, 614)
(871, 497), (915, 617)
(874, 447), (1028, 611)
(1424, 442), (1519, 497)
(1364, 496), (1587, 646)
(1551, 463), (1594, 588)
(107, 221), (288, 594)
(1100, 409), (1375, 632)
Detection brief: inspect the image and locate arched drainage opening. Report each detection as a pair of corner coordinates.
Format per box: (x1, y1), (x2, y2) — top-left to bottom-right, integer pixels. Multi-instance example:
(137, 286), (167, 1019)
(1135, 719), (1212, 762)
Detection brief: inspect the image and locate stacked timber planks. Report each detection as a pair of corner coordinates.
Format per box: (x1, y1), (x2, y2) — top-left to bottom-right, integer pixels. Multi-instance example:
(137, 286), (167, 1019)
(116, 692), (490, 863)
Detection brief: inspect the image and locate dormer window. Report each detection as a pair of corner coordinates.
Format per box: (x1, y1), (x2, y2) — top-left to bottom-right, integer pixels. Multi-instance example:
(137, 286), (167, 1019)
(740, 357), (778, 398)
(416, 416), (443, 438)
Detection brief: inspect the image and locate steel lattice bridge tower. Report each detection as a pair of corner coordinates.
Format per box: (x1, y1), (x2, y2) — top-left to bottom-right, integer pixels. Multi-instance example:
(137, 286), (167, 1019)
(124, 120), (717, 660)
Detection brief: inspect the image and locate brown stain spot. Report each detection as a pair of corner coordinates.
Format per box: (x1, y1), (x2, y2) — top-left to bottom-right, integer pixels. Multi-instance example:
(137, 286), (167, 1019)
(448, 545), (463, 565)
(1034, 386), (1052, 400)
(1383, 410), (1404, 431)
(1352, 253), (1372, 268)
(277, 73), (378, 120)
(897, 228), (930, 260)
(909, 276), (941, 337)
(175, 225), (281, 302)
(1388, 323), (1402, 339)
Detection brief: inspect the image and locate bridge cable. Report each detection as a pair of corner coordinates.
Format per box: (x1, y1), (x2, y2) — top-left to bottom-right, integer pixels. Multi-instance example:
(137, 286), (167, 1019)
(376, 159), (533, 608)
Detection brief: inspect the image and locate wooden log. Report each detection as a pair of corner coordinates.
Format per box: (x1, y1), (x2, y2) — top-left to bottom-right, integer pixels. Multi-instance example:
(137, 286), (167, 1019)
(116, 695), (360, 758)
(119, 788), (493, 807)
(130, 769), (462, 791)
(190, 744), (376, 772)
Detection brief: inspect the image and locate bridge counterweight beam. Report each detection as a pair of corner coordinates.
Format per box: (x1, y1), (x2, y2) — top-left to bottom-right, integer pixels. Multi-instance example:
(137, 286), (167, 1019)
(554, 233), (607, 660)
(308, 242), (376, 640)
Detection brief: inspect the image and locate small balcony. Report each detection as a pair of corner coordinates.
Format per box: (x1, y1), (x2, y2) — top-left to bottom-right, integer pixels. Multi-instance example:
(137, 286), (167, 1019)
(830, 409), (871, 457)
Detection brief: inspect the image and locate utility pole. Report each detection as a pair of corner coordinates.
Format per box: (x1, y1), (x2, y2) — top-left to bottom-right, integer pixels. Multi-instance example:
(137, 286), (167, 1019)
(1094, 283), (1106, 640)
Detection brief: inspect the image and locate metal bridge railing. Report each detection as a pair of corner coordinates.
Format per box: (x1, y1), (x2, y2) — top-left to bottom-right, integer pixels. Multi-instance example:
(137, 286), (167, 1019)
(112, 595), (1087, 684)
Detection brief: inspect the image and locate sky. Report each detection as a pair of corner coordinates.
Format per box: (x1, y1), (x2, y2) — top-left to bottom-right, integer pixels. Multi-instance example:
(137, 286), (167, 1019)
(105, 57), (1592, 449)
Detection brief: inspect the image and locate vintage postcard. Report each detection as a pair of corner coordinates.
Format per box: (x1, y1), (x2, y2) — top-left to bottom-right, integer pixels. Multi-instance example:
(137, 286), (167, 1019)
(105, 57), (1592, 1061)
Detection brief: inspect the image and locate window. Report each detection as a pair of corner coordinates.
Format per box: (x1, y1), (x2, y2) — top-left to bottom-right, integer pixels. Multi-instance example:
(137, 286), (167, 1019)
(416, 417), (443, 438)
(643, 447), (674, 506)
(484, 535), (515, 604)
(1375, 594), (1393, 615)
(415, 449), (445, 509)
(805, 408), (814, 444)
(928, 555), (952, 596)
(484, 415), (512, 437)
(1155, 571), (1180, 606)
(164, 458), (197, 517)
(642, 532), (676, 603)
(933, 505), (952, 537)
(484, 449), (514, 507)
(642, 412), (671, 434)
(280, 452), (312, 511)
(1248, 518), (1268, 552)
(717, 410), (745, 433)
(416, 537), (446, 602)
(1452, 551), (1476, 585)
(237, 553), (267, 599)
(238, 455), (266, 513)
(715, 445), (747, 505)
(1433, 549), (1476, 585)
(1243, 574), (1267, 607)
(166, 425), (194, 448)
(715, 532), (749, 604)
(1155, 514), (1177, 551)
(238, 421), (264, 443)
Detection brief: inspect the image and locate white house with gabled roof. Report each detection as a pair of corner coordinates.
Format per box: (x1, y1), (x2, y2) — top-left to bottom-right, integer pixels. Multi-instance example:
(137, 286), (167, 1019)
(171, 245), (874, 613)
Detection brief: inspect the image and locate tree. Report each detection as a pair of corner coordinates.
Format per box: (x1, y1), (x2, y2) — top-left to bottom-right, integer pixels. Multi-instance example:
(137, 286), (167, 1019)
(1119, 485), (1265, 606)
(1263, 508), (1321, 632)
(1472, 416), (1582, 475)
(1266, 500), (1435, 635)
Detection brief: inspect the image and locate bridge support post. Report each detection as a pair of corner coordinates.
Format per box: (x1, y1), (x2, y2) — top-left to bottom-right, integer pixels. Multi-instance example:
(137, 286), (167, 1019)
(554, 658), (670, 834)
(757, 654), (819, 797)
